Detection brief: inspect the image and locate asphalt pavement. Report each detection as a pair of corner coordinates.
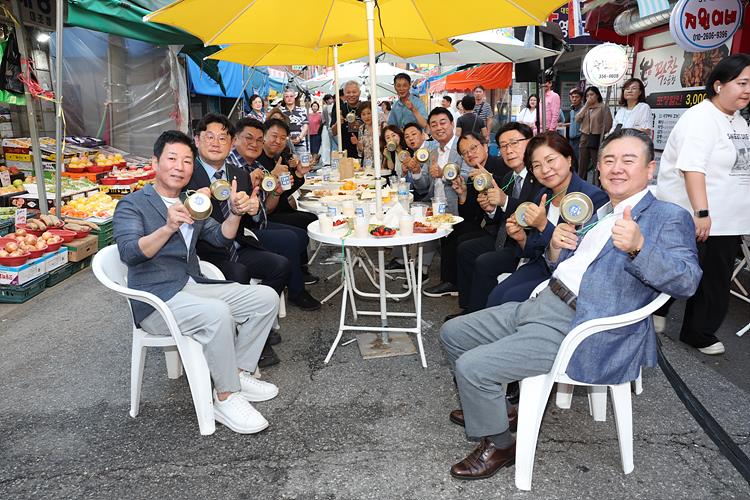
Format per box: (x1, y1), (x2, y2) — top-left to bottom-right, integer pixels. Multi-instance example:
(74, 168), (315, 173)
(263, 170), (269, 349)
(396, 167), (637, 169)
(0, 252), (749, 499)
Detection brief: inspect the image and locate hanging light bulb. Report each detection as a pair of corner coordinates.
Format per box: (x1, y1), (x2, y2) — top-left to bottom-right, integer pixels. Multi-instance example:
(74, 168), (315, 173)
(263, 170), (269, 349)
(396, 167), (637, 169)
(36, 32), (50, 43)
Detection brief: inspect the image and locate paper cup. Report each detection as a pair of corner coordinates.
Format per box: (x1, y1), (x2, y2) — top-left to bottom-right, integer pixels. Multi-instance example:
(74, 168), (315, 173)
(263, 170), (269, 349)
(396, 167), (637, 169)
(399, 215), (414, 236)
(318, 214), (333, 234)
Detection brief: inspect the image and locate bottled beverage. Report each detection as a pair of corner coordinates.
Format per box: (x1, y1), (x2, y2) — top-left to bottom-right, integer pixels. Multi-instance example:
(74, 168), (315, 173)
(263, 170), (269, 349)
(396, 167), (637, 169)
(398, 177), (410, 210)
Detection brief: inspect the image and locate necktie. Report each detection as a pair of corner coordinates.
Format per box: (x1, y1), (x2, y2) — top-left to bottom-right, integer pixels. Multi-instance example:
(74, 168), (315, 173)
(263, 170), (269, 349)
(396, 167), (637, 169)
(213, 170), (239, 262)
(513, 174), (523, 199)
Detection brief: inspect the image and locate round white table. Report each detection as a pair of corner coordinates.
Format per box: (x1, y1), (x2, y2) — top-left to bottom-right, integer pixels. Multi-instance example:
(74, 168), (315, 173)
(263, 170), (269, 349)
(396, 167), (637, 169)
(308, 220), (449, 367)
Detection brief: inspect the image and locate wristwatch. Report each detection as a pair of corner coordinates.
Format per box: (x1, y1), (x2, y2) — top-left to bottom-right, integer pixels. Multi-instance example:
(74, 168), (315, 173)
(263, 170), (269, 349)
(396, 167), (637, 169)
(694, 209), (709, 218)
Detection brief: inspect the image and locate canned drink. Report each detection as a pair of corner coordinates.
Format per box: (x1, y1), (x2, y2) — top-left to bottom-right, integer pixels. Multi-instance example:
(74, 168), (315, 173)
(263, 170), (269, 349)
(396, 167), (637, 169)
(299, 152), (312, 167)
(473, 171), (493, 192)
(442, 163), (459, 181)
(184, 191), (213, 220)
(346, 111), (357, 123)
(415, 148), (430, 162)
(261, 174), (277, 192)
(514, 201), (534, 228)
(279, 172), (292, 191)
(386, 141), (398, 152)
(398, 150), (410, 163)
(560, 192), (594, 225)
(209, 179), (231, 201)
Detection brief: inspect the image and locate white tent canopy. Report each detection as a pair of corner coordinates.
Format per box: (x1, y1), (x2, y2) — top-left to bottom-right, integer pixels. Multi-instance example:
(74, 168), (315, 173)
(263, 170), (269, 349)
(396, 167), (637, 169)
(375, 29), (557, 65)
(304, 62), (422, 99)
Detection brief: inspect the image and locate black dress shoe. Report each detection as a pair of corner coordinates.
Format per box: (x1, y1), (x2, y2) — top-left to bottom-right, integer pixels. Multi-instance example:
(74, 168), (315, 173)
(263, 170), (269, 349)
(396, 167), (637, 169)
(423, 282), (458, 297)
(450, 438), (516, 480)
(444, 309), (467, 322)
(290, 290), (321, 311)
(303, 271), (320, 285)
(384, 258), (405, 270)
(506, 381), (520, 406)
(267, 331), (281, 346)
(258, 345), (280, 368)
(449, 407), (517, 432)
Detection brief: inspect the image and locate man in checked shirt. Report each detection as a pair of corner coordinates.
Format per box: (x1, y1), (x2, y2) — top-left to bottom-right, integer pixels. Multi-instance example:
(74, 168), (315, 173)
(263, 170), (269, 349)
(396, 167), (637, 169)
(226, 117), (321, 313)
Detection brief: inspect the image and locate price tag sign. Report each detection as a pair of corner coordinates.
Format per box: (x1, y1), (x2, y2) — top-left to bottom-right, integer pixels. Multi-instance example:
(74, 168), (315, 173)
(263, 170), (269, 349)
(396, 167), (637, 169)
(0, 170), (10, 187)
(15, 208), (27, 227)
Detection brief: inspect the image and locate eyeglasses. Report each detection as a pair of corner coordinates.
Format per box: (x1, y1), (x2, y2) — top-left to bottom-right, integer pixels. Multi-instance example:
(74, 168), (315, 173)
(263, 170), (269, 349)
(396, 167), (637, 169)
(498, 138), (528, 151)
(460, 143), (482, 156)
(530, 154), (561, 173)
(202, 132), (230, 145)
(240, 134), (264, 145)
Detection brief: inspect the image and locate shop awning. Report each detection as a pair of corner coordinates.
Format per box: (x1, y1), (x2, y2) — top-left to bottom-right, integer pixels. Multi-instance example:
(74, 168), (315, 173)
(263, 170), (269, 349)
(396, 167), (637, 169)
(187, 58), (285, 98)
(429, 62), (512, 93)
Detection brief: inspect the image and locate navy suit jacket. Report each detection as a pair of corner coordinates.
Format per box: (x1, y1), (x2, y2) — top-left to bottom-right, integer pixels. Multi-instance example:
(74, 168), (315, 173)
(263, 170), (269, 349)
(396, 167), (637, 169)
(521, 173), (608, 260)
(545, 192), (701, 384)
(113, 184), (231, 325)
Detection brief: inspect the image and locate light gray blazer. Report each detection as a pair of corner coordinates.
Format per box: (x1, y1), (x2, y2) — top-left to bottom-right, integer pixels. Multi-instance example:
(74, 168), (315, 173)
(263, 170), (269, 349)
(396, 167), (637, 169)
(113, 184), (231, 325)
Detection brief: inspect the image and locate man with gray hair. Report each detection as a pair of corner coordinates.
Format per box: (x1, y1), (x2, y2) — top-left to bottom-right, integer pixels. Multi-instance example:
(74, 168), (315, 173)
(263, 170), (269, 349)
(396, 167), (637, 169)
(330, 80), (362, 158)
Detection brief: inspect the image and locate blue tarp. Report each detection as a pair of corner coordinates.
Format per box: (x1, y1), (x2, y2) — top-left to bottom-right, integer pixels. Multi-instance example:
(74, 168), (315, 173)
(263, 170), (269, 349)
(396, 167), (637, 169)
(187, 58), (285, 97)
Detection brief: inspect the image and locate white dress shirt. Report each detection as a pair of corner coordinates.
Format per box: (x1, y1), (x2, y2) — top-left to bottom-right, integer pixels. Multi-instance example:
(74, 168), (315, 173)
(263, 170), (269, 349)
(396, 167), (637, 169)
(552, 188), (648, 296)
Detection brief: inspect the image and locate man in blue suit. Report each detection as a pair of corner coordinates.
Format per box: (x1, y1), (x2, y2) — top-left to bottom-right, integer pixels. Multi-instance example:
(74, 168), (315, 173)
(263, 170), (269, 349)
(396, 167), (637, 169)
(114, 130), (280, 435)
(440, 129), (702, 480)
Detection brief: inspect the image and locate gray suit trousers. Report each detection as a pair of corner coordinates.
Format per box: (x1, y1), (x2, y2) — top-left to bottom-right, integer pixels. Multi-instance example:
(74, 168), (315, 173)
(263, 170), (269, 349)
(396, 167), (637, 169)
(440, 288), (575, 439)
(141, 282), (279, 393)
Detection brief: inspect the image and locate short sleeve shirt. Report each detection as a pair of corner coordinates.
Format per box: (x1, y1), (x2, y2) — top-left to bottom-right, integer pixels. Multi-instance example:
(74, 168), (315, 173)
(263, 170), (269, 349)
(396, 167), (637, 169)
(281, 105), (308, 139)
(456, 112), (486, 135)
(474, 101), (492, 123)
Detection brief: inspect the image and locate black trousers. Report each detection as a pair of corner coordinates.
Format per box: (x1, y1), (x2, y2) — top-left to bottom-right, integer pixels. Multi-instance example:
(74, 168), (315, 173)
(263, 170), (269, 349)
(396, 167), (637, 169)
(268, 207), (317, 232)
(456, 235), (521, 312)
(676, 235), (741, 348)
(256, 222), (309, 300)
(440, 222), (485, 285)
(209, 245), (290, 296)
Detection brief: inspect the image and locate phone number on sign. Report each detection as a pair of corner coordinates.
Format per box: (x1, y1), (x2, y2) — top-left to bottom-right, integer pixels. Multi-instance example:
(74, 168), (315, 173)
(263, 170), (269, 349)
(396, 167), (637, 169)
(692, 31), (728, 41)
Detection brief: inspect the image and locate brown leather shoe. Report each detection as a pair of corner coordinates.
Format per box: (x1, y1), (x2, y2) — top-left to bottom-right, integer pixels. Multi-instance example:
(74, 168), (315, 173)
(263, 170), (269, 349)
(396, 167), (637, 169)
(450, 438), (516, 480)
(449, 407), (518, 432)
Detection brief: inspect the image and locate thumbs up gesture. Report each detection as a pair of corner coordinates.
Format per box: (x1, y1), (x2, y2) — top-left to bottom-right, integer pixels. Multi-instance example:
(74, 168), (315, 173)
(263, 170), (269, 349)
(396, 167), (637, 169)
(247, 186), (261, 216)
(428, 156), (442, 179)
(522, 193), (549, 232)
(611, 206), (644, 254)
(229, 177), (251, 216)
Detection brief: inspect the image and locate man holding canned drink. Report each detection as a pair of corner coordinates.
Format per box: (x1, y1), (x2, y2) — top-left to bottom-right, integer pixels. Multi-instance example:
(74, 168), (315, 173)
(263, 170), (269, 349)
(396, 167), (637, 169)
(114, 130), (280, 434)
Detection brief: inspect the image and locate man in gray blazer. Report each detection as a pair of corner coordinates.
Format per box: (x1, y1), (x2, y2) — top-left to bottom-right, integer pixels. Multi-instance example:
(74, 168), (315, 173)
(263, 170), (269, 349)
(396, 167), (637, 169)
(114, 130), (280, 435)
(440, 129), (702, 480)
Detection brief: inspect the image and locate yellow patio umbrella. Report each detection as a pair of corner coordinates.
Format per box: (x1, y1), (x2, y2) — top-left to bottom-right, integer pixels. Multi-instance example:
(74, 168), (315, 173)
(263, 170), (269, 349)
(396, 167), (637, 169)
(145, 0), (565, 48)
(207, 38), (455, 68)
(208, 38), (455, 147)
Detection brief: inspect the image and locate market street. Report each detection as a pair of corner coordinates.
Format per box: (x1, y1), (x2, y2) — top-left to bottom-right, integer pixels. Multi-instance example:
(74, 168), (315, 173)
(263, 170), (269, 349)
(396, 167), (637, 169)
(0, 258), (748, 499)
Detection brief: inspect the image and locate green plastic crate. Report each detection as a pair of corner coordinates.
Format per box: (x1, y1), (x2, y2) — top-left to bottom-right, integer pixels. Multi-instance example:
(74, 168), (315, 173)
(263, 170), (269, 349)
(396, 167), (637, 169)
(0, 274), (48, 303)
(69, 256), (93, 274)
(45, 262), (76, 287)
(0, 219), (13, 236)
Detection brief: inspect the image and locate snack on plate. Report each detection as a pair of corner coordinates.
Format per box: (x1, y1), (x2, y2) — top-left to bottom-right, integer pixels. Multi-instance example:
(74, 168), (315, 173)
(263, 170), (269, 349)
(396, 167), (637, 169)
(369, 225), (397, 237)
(413, 221), (437, 233)
(426, 214), (458, 225)
(332, 219), (348, 227)
(312, 189), (332, 197)
(341, 180), (356, 190)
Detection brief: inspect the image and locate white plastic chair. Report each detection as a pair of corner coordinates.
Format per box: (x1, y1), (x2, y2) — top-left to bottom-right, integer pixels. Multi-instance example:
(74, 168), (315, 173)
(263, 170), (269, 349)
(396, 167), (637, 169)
(92, 245), (223, 436)
(515, 278), (670, 490)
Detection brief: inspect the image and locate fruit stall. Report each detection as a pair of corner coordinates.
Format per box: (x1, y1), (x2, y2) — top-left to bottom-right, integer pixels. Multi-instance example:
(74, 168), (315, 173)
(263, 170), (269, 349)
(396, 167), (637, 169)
(0, 137), (155, 304)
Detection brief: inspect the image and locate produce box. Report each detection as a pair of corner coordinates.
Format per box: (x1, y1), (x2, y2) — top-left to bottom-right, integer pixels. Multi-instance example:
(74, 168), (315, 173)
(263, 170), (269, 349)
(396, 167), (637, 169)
(0, 219), (13, 236)
(45, 247), (68, 272)
(10, 188), (99, 211)
(64, 234), (98, 262)
(0, 254), (49, 285)
(0, 274), (48, 303)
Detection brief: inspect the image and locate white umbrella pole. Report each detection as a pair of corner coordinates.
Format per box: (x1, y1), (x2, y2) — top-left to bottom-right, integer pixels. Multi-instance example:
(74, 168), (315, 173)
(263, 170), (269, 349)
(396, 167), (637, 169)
(54, 0), (64, 212)
(365, 0), (382, 217)
(333, 45), (343, 153)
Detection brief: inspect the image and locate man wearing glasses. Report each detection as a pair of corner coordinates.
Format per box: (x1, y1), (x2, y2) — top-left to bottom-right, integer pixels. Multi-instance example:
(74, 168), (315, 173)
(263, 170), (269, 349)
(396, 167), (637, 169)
(451, 123), (542, 317)
(187, 114), (290, 367)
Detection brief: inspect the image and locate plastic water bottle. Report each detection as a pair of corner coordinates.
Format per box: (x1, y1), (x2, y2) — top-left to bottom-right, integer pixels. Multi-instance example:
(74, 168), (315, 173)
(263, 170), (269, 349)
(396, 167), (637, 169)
(398, 177), (410, 210)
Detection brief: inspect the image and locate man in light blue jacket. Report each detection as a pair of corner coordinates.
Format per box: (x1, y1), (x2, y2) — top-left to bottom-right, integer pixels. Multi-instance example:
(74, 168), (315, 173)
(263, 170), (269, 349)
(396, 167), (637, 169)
(440, 129), (701, 480)
(114, 130), (280, 435)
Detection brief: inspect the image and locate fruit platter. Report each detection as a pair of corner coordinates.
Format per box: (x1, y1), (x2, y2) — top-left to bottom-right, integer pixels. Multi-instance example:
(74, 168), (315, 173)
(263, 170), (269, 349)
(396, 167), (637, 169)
(369, 225), (397, 238)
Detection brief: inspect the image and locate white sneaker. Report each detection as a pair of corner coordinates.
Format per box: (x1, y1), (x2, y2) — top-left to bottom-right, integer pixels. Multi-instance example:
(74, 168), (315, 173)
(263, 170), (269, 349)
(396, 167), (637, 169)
(697, 342), (725, 355)
(213, 392), (268, 434)
(653, 315), (666, 334)
(239, 370), (279, 402)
